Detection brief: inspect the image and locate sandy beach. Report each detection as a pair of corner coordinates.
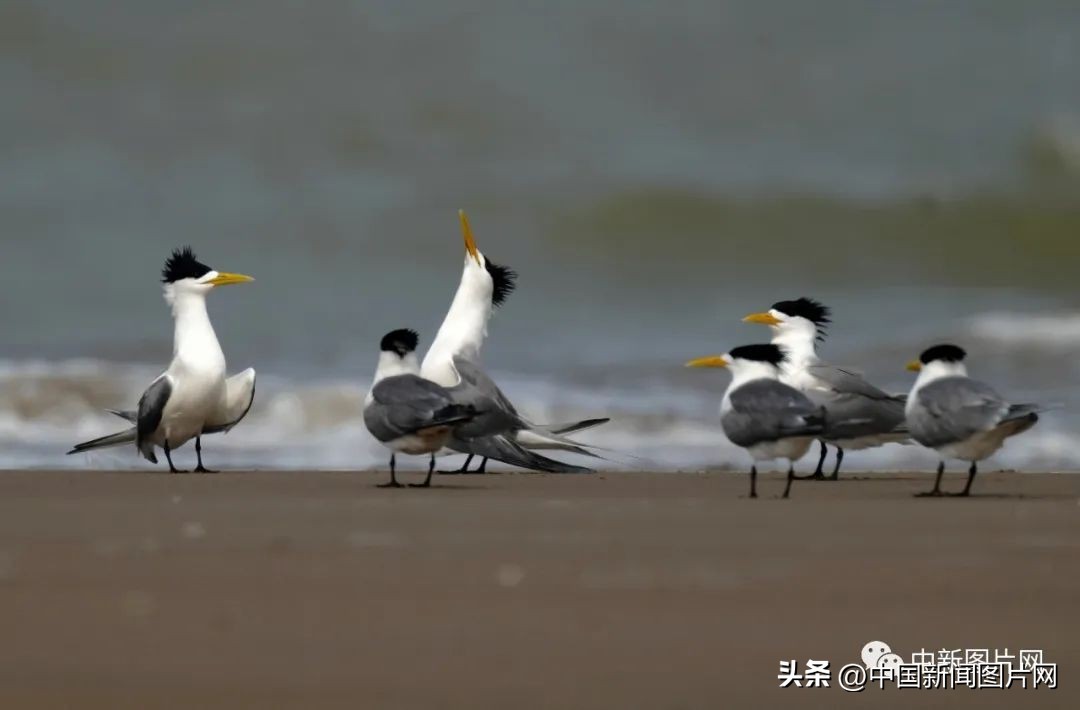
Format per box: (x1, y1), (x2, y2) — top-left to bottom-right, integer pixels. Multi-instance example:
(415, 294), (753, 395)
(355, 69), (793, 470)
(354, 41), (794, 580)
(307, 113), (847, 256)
(0, 470), (1076, 709)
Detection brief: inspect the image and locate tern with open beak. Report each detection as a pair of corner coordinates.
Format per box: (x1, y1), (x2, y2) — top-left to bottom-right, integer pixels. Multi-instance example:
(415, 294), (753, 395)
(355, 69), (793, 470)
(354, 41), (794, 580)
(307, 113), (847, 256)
(420, 210), (607, 473)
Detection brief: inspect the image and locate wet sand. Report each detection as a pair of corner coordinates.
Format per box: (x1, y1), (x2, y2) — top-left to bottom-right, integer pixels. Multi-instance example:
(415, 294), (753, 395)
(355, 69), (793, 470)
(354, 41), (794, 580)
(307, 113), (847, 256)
(0, 470), (1076, 709)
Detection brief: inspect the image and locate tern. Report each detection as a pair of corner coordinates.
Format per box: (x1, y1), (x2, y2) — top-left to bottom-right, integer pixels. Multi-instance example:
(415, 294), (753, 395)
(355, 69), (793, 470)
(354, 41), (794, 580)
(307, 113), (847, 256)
(420, 210), (607, 473)
(686, 344), (826, 499)
(364, 329), (478, 488)
(67, 248), (255, 472)
(744, 298), (907, 480)
(905, 344), (1040, 497)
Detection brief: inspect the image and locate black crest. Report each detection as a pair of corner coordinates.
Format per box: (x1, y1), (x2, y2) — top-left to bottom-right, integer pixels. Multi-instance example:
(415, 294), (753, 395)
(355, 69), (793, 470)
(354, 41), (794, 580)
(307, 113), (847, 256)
(380, 328), (419, 356)
(161, 247), (212, 283)
(919, 344), (967, 364)
(729, 343), (787, 366)
(484, 259), (517, 307)
(772, 297), (831, 341)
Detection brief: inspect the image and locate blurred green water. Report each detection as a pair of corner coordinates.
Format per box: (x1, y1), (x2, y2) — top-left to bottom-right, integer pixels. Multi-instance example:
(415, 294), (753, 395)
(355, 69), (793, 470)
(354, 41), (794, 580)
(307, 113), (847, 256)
(559, 189), (1080, 292)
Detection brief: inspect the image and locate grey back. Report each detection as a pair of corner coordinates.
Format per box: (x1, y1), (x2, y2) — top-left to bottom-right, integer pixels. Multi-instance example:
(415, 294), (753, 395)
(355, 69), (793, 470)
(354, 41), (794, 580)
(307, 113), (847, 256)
(364, 374), (459, 443)
(722, 378), (825, 448)
(908, 376), (1009, 448)
(444, 356), (523, 439)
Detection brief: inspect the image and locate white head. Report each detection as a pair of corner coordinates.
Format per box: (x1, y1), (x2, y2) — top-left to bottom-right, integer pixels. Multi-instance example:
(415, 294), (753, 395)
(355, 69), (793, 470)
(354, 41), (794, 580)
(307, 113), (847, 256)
(743, 298), (830, 360)
(373, 328), (420, 379)
(421, 211), (516, 381)
(457, 210), (517, 314)
(906, 343), (969, 387)
(161, 247), (254, 312)
(685, 343), (787, 389)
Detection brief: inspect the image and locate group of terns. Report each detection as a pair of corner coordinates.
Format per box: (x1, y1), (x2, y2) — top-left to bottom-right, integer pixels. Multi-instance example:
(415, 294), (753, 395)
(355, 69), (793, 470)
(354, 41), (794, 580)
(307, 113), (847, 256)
(68, 214), (1042, 498)
(687, 298), (1041, 498)
(68, 213), (608, 483)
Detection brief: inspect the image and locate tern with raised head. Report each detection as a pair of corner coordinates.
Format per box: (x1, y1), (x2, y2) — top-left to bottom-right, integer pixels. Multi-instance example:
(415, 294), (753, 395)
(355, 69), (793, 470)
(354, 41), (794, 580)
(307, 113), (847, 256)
(68, 248), (255, 472)
(420, 210), (607, 473)
(686, 344), (826, 499)
(743, 298), (908, 480)
(364, 329), (478, 488)
(904, 344), (1040, 497)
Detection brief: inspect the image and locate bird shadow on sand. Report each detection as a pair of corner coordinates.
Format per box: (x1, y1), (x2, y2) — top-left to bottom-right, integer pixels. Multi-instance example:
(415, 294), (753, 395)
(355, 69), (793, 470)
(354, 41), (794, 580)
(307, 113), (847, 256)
(372, 483), (493, 491)
(911, 492), (1076, 501)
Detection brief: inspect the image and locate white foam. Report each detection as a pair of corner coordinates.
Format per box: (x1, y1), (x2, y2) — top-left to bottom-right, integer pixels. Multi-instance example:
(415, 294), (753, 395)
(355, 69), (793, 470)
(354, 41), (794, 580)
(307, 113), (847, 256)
(1, 358), (1076, 472)
(967, 311), (1080, 347)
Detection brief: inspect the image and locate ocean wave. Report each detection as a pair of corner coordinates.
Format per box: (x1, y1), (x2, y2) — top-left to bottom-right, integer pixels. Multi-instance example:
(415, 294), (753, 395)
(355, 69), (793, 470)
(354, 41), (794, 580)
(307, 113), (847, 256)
(0, 359), (1076, 472)
(967, 311), (1080, 347)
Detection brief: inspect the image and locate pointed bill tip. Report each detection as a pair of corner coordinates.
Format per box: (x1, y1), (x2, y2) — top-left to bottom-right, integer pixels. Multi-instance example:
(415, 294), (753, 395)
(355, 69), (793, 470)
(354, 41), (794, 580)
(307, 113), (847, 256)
(459, 209), (479, 261)
(743, 312), (781, 326)
(208, 272), (254, 286)
(686, 356), (728, 369)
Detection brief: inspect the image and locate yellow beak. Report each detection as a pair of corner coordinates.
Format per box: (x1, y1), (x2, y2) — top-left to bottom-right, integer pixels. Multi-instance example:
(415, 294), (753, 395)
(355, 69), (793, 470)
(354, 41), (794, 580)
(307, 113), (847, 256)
(207, 272), (254, 286)
(906, 360), (922, 372)
(743, 312), (782, 326)
(460, 209), (480, 263)
(685, 355), (729, 368)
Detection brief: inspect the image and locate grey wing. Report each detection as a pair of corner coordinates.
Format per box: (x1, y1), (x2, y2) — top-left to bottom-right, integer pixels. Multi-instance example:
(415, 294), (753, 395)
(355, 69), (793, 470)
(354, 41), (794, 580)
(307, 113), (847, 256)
(805, 364), (907, 438)
(446, 356), (523, 438)
(911, 377), (1008, 447)
(449, 435), (593, 473)
(365, 375), (460, 442)
(723, 380), (824, 447)
(452, 356), (519, 416)
(807, 364), (895, 400)
(810, 390), (907, 439)
(136, 376), (172, 456)
(372, 374), (453, 410)
(364, 402), (419, 442)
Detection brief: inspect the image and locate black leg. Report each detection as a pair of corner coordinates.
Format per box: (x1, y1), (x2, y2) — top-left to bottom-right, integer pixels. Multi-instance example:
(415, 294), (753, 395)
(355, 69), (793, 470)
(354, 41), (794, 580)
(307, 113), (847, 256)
(193, 436), (217, 473)
(163, 441), (186, 473)
(411, 454), (435, 488)
(476, 457), (488, 473)
(749, 465), (757, 499)
(810, 440), (827, 479)
(439, 454), (474, 475)
(917, 461), (945, 497)
(378, 453), (403, 488)
(954, 462), (977, 497)
(782, 464), (795, 499)
(828, 447), (844, 480)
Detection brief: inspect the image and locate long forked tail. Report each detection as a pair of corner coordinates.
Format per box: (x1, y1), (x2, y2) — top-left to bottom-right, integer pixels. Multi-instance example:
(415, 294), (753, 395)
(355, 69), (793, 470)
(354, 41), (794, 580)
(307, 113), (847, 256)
(67, 427), (137, 455)
(453, 435), (593, 473)
(514, 414), (614, 458)
(514, 428), (606, 459)
(546, 417), (610, 436)
(1005, 403), (1041, 421)
(1001, 404), (1040, 436)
